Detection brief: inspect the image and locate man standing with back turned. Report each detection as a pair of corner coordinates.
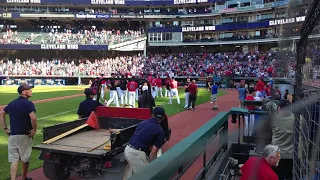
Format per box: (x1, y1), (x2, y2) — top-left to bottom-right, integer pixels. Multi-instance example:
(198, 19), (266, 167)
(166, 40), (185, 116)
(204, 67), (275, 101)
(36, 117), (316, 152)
(0, 83), (37, 180)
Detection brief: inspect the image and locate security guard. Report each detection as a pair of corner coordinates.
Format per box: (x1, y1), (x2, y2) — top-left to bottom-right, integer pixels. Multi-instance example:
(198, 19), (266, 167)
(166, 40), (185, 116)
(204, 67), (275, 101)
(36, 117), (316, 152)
(77, 88), (102, 119)
(124, 107), (166, 175)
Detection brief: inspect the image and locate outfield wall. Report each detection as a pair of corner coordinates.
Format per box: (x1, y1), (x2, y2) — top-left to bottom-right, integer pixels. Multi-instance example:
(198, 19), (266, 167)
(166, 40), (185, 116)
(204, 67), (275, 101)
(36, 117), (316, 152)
(0, 76), (293, 90)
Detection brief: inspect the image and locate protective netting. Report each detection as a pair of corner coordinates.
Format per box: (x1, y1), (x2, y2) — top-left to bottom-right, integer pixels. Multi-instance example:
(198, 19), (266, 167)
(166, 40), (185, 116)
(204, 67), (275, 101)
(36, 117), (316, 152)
(293, 0), (320, 179)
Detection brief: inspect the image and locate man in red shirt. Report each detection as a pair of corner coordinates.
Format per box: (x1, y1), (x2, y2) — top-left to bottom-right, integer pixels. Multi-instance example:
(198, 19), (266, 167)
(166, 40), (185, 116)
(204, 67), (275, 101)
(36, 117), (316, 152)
(168, 77), (180, 105)
(187, 80), (198, 110)
(127, 76), (138, 108)
(255, 78), (265, 98)
(240, 144), (280, 180)
(156, 76), (163, 97)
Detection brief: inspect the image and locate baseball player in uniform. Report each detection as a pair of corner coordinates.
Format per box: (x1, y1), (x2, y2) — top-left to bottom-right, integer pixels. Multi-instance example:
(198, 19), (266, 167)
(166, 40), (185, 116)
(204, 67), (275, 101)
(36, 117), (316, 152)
(151, 76), (157, 99)
(127, 77), (139, 108)
(165, 77), (171, 97)
(106, 73), (120, 107)
(100, 75), (106, 102)
(156, 76), (163, 97)
(168, 77), (180, 105)
(184, 78), (191, 108)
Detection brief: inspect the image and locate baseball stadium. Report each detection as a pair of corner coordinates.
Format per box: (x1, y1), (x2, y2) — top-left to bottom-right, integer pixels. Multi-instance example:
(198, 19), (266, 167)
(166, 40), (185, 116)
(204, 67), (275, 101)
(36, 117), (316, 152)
(0, 0), (319, 179)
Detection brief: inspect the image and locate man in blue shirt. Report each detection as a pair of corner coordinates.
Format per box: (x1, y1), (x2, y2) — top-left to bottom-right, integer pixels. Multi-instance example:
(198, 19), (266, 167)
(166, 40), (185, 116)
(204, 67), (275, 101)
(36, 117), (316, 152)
(124, 107), (166, 176)
(0, 83), (37, 180)
(210, 82), (219, 110)
(77, 88), (102, 119)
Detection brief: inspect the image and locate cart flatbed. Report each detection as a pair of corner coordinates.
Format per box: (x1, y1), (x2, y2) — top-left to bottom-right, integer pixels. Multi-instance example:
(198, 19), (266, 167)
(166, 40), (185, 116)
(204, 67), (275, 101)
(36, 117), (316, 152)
(34, 129), (112, 156)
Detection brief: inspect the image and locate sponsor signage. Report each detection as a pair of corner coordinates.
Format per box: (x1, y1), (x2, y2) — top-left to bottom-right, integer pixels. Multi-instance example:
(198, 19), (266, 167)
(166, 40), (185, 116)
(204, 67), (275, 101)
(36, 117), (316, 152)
(6, 0), (40, 3)
(0, 44), (108, 50)
(75, 14), (143, 19)
(41, 44), (79, 50)
(182, 26), (215, 32)
(91, 0), (124, 4)
(173, 0), (208, 5)
(75, 14), (110, 19)
(110, 14), (144, 18)
(2, 0), (217, 5)
(269, 16), (305, 26)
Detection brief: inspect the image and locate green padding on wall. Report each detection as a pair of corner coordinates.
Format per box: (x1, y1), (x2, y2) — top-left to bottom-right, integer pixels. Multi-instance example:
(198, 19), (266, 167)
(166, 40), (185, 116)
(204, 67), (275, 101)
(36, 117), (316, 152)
(129, 112), (229, 180)
(230, 107), (249, 114)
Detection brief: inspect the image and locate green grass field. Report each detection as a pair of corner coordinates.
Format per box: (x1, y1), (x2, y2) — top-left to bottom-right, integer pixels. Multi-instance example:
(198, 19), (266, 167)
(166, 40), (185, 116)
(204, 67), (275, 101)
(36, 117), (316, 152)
(0, 86), (84, 105)
(0, 85), (226, 179)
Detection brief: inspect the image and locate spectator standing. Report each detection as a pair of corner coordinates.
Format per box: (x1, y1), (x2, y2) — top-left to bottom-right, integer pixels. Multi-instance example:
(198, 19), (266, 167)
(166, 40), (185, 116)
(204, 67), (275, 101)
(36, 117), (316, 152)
(267, 99), (294, 180)
(255, 77), (265, 98)
(187, 80), (198, 111)
(283, 89), (291, 100)
(238, 83), (247, 107)
(0, 84), (37, 180)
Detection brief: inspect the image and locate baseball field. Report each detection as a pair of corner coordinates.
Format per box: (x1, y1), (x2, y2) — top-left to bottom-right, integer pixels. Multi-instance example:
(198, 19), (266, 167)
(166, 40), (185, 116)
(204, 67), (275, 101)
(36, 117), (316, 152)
(0, 85), (226, 179)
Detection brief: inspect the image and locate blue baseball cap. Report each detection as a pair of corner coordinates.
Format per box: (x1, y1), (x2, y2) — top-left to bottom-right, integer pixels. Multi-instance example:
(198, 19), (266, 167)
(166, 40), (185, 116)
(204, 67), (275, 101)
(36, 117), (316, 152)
(152, 107), (166, 119)
(17, 84), (34, 94)
(84, 88), (95, 95)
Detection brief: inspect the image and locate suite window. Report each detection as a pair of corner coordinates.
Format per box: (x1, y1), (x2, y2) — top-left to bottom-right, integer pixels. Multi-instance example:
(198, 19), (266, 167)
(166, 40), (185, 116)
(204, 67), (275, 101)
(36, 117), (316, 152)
(162, 33), (173, 41)
(222, 17), (235, 24)
(252, 0), (263, 5)
(276, 11), (287, 18)
(220, 32), (233, 39)
(216, 1), (226, 10)
(260, 13), (274, 20)
(238, 16), (249, 22)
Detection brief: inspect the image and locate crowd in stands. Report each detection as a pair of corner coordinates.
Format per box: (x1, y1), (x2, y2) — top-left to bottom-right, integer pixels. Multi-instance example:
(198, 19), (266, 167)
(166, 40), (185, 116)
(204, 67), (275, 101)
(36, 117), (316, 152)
(0, 51), (294, 78)
(0, 28), (144, 45)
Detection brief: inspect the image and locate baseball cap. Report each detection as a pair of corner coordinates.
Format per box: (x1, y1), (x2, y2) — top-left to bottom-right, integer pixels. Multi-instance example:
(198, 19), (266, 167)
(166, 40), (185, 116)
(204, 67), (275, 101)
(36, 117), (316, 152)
(266, 101), (278, 113)
(84, 88), (95, 95)
(17, 84), (34, 94)
(153, 107), (166, 119)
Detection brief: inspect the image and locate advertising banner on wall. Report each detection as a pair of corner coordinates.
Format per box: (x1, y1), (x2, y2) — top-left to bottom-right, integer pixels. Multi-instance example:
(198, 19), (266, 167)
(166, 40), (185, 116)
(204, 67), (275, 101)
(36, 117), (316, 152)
(2, 0), (217, 5)
(0, 44), (109, 50)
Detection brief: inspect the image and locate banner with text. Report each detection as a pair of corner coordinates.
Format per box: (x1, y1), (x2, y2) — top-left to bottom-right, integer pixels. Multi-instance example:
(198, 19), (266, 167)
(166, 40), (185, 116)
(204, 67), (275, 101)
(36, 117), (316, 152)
(0, 44), (108, 50)
(2, 0), (220, 5)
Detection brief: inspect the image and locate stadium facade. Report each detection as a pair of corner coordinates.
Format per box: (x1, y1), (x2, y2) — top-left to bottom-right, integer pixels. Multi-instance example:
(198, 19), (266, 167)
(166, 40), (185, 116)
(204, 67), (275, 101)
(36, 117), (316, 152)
(0, 0), (310, 56)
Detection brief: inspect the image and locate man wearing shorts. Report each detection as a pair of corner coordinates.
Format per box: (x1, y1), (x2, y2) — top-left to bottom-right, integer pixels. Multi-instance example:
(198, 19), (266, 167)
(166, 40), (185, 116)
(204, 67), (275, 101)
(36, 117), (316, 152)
(210, 82), (219, 110)
(0, 83), (37, 180)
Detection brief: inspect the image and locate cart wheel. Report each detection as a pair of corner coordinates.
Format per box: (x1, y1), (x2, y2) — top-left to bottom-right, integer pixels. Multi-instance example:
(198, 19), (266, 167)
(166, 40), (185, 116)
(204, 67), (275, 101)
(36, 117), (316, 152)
(43, 161), (70, 180)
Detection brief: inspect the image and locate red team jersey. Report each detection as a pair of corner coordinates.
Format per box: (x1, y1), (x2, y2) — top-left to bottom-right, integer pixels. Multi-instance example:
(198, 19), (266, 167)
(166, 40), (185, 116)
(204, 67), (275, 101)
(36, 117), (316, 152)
(127, 81), (138, 92)
(151, 78), (157, 86)
(156, 78), (162, 87)
(170, 80), (178, 89)
(147, 76), (153, 84)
